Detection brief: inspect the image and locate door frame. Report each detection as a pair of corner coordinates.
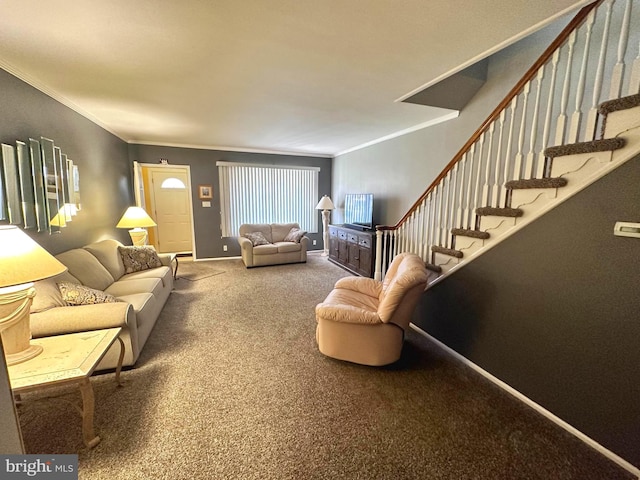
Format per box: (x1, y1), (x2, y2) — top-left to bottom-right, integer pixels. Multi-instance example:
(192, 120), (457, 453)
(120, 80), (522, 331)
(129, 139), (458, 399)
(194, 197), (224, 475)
(139, 163), (197, 259)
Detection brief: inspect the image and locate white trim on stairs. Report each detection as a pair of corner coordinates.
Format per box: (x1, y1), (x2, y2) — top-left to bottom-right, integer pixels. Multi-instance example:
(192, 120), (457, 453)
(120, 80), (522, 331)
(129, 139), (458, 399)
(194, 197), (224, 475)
(409, 323), (640, 478)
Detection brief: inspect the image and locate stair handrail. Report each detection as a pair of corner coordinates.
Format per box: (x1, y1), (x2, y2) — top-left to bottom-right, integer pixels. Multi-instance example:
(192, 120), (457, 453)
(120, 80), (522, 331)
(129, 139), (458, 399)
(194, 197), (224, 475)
(376, 0), (601, 233)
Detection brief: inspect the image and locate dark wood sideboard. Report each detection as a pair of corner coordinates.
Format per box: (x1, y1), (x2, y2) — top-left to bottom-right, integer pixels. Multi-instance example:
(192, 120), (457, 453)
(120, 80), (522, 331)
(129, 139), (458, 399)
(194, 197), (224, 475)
(328, 224), (376, 278)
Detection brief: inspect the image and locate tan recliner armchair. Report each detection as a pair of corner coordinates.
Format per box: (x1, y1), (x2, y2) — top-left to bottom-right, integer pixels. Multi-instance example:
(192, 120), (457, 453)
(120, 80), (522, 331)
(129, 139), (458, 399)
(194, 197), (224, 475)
(315, 252), (429, 366)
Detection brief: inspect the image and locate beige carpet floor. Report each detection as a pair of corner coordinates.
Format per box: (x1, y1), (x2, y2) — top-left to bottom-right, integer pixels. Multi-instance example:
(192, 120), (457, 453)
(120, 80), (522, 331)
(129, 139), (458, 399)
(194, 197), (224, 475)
(18, 255), (633, 479)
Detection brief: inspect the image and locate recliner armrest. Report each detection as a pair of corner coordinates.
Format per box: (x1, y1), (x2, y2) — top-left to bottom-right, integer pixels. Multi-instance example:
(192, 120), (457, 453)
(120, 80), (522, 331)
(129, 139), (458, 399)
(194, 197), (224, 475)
(334, 277), (382, 298)
(315, 303), (381, 324)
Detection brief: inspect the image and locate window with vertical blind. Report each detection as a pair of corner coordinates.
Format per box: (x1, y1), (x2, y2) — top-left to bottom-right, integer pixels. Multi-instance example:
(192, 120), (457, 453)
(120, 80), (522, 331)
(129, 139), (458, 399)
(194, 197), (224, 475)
(217, 162), (319, 237)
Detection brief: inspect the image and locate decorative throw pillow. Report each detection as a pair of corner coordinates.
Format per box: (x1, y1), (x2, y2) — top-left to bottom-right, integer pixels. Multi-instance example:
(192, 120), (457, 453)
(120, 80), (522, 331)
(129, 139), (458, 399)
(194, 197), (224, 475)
(283, 227), (307, 243)
(57, 282), (120, 306)
(243, 232), (270, 246)
(118, 246), (163, 274)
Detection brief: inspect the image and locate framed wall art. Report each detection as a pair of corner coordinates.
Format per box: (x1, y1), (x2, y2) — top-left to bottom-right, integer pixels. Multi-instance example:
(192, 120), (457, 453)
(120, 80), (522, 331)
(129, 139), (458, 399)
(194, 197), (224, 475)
(16, 140), (37, 229)
(198, 185), (213, 199)
(1, 143), (23, 225)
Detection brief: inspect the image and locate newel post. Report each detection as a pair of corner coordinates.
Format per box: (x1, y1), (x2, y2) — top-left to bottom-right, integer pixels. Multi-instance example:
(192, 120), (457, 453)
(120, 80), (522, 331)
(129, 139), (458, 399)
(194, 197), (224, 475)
(374, 228), (383, 281)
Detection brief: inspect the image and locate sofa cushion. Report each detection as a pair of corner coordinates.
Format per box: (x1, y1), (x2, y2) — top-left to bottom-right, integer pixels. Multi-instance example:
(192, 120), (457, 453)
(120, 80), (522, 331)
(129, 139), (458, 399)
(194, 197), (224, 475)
(116, 293), (158, 327)
(283, 227), (306, 243)
(275, 242), (302, 254)
(56, 249), (115, 291)
(119, 266), (173, 288)
(271, 223), (299, 242)
(118, 246), (163, 274)
(84, 239), (126, 280)
(58, 282), (120, 306)
(31, 271), (80, 313)
(253, 244), (279, 255)
(243, 231), (270, 246)
(105, 277), (164, 299)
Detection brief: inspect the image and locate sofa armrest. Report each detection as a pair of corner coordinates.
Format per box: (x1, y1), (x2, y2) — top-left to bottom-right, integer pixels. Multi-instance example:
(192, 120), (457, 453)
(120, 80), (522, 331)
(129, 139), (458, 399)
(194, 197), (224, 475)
(334, 277), (382, 298)
(316, 303), (382, 324)
(30, 302), (135, 338)
(158, 253), (174, 267)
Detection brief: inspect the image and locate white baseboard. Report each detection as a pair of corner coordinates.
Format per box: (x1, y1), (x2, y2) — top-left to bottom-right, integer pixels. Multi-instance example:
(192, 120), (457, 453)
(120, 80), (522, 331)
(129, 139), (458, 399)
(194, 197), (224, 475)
(409, 323), (640, 478)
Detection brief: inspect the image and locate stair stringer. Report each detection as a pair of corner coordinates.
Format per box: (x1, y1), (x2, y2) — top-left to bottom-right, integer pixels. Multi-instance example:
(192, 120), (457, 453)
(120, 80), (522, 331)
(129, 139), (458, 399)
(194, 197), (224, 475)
(427, 119), (640, 286)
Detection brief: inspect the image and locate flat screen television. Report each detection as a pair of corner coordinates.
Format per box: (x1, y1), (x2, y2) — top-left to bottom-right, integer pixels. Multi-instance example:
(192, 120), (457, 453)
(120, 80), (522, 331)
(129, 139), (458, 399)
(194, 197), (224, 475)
(344, 193), (374, 230)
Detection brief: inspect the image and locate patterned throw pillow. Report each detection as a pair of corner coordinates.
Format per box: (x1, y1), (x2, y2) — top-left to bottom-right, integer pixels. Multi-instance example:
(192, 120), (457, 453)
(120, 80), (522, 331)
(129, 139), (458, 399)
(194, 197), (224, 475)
(243, 232), (271, 246)
(118, 246), (163, 274)
(58, 282), (120, 306)
(283, 227), (307, 243)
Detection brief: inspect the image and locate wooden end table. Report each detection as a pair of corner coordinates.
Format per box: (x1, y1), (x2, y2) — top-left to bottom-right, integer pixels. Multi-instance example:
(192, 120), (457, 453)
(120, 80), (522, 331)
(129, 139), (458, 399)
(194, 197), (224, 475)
(8, 327), (125, 449)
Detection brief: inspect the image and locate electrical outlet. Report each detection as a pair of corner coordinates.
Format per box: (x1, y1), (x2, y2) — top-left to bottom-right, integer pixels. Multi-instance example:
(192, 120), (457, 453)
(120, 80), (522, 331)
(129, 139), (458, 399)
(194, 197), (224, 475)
(312, 240), (317, 245)
(223, 245), (228, 252)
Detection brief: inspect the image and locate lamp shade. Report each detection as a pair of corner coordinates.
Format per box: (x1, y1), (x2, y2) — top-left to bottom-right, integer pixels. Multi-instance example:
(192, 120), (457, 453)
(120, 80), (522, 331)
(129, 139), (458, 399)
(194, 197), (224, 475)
(0, 225), (68, 288)
(116, 206), (157, 229)
(315, 195), (335, 210)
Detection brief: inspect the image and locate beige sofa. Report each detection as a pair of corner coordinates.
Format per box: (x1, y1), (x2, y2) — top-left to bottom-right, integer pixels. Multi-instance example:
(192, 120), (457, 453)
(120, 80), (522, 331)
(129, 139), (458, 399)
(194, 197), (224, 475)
(29, 239), (174, 370)
(315, 252), (428, 366)
(238, 223), (309, 268)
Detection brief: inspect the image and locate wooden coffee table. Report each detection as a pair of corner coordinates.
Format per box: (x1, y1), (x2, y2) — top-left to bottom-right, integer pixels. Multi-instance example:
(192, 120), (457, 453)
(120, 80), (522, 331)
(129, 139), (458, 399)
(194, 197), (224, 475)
(8, 327), (125, 449)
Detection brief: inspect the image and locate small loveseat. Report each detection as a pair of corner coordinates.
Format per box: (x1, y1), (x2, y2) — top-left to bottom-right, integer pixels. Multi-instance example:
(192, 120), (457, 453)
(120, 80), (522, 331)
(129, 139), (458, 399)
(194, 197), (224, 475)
(238, 223), (309, 268)
(29, 239), (174, 370)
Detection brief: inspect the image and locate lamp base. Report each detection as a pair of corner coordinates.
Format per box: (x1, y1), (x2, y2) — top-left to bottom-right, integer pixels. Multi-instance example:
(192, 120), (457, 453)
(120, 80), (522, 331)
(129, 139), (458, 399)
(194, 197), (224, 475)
(0, 284), (43, 366)
(5, 344), (43, 366)
(128, 228), (148, 247)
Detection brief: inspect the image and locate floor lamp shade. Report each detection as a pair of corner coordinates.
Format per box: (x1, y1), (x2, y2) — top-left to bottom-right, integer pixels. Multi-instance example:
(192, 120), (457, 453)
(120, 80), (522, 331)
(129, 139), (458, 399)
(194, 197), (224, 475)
(116, 206), (157, 246)
(0, 226), (68, 365)
(315, 196), (335, 256)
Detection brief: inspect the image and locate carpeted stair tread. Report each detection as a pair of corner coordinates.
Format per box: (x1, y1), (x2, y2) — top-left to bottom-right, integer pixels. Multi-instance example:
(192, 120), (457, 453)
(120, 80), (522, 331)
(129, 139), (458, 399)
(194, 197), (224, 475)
(505, 177), (568, 189)
(598, 93), (640, 115)
(431, 245), (463, 259)
(544, 137), (625, 158)
(425, 262), (442, 273)
(476, 206), (523, 217)
(451, 228), (490, 239)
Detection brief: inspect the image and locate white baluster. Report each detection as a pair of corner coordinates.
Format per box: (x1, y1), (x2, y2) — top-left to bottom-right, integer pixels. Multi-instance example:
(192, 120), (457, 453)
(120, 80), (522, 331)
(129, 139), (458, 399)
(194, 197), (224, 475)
(630, 40), (640, 95)
(464, 143), (477, 228)
(435, 182), (443, 247)
(609, 0), (632, 99)
(556, 30), (577, 145)
(428, 187), (437, 261)
(448, 165), (459, 246)
(441, 172), (451, 247)
(473, 134), (486, 226)
(456, 153), (468, 228)
(538, 50), (561, 177)
(492, 110), (506, 206)
(375, 229), (383, 280)
(418, 199), (426, 261)
(514, 83), (531, 179)
(586, 0), (613, 140)
(503, 98), (518, 198)
(482, 122), (495, 206)
(569, 10), (596, 143)
(526, 67), (545, 178)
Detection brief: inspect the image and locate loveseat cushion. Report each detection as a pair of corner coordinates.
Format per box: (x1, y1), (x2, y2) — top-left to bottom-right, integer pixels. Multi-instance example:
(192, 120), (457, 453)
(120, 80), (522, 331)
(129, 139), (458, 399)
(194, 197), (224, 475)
(275, 242), (301, 253)
(253, 244), (279, 255)
(56, 249), (115, 291)
(84, 239), (126, 280)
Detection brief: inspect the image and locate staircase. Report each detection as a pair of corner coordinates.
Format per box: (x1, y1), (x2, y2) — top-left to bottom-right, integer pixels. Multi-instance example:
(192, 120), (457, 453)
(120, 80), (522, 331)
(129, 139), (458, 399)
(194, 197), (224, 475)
(374, 0), (640, 283)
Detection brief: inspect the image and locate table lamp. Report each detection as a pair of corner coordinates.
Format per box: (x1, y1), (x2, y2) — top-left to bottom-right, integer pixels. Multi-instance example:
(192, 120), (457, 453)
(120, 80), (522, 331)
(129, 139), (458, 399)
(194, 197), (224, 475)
(116, 206), (157, 246)
(315, 195), (335, 256)
(0, 225), (67, 365)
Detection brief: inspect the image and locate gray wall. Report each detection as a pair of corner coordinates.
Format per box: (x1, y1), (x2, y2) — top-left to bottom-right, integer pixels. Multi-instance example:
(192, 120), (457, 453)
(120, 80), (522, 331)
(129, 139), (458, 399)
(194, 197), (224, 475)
(415, 155), (640, 467)
(332, 19), (568, 226)
(0, 68), (132, 253)
(128, 144), (332, 259)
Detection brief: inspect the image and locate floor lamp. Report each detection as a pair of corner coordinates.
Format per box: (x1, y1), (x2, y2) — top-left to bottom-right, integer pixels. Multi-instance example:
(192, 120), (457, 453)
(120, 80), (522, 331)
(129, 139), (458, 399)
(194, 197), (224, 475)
(116, 206), (157, 246)
(315, 195), (335, 256)
(0, 226), (68, 365)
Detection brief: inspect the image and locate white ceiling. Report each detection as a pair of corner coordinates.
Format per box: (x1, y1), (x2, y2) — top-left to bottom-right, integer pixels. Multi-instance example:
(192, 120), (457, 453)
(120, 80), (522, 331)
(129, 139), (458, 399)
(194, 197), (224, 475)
(0, 0), (589, 157)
